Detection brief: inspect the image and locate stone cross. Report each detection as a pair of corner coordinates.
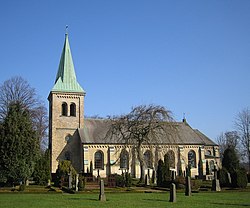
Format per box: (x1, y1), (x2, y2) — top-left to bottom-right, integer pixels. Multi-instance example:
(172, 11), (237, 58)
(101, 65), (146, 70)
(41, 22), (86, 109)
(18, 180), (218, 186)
(211, 164), (221, 191)
(185, 176), (191, 196)
(169, 183), (176, 202)
(99, 179), (106, 201)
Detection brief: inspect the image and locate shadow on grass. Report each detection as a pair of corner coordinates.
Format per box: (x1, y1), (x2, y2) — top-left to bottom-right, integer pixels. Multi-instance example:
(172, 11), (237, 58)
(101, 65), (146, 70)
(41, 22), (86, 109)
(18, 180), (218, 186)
(211, 202), (250, 207)
(142, 199), (166, 202)
(68, 197), (99, 201)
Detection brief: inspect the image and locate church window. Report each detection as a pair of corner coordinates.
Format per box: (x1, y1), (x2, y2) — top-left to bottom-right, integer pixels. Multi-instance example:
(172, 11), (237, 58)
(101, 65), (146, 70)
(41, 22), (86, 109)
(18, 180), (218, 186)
(120, 149), (129, 169)
(144, 150), (153, 169)
(164, 150), (175, 168)
(62, 102), (68, 116)
(188, 150), (196, 168)
(94, 150), (104, 169)
(209, 160), (215, 172)
(70, 103), (76, 117)
(206, 150), (212, 156)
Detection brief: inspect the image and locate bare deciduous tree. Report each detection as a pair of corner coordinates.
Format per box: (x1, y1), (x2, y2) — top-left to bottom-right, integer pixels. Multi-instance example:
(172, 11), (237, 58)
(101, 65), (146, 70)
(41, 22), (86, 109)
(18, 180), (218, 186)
(216, 131), (240, 157)
(106, 104), (175, 182)
(235, 108), (250, 171)
(0, 76), (48, 150)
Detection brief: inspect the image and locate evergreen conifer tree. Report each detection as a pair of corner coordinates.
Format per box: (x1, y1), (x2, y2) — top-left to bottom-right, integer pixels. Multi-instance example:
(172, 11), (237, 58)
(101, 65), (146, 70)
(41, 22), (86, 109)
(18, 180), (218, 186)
(0, 102), (39, 184)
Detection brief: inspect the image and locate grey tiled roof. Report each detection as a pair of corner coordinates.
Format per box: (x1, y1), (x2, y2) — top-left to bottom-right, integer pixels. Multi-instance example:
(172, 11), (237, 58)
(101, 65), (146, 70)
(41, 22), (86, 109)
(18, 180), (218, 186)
(78, 119), (217, 146)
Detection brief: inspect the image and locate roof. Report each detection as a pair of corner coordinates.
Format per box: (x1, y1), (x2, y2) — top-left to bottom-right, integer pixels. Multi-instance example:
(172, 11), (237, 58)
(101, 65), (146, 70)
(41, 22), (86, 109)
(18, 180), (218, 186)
(78, 119), (217, 146)
(52, 33), (85, 93)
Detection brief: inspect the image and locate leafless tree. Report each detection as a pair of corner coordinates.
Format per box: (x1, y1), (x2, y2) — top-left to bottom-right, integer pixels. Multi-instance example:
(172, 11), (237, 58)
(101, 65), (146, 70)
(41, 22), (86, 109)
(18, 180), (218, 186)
(235, 107), (250, 171)
(0, 76), (48, 150)
(106, 104), (175, 182)
(216, 131), (240, 157)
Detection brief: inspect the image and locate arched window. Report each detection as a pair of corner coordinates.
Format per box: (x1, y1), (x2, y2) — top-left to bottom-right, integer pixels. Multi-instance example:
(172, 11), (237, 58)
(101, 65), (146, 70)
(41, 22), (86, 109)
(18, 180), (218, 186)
(120, 149), (129, 169)
(164, 150), (175, 168)
(62, 102), (68, 116)
(95, 150), (104, 169)
(206, 150), (212, 156)
(70, 103), (76, 117)
(188, 150), (196, 168)
(209, 160), (215, 172)
(144, 150), (153, 169)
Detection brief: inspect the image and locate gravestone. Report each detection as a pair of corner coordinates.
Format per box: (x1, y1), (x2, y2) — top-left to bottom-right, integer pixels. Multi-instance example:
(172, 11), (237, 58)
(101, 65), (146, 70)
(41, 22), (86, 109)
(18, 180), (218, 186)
(227, 172), (231, 184)
(68, 173), (72, 189)
(211, 164), (221, 191)
(185, 176), (191, 196)
(47, 179), (51, 187)
(99, 180), (106, 201)
(145, 174), (150, 186)
(169, 183), (176, 202)
(75, 174), (79, 191)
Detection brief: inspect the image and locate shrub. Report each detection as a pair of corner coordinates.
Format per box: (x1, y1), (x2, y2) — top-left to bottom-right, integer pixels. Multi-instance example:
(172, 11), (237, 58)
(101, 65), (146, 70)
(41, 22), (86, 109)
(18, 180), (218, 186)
(231, 168), (248, 188)
(18, 184), (26, 191)
(157, 159), (164, 187)
(114, 174), (125, 187)
(78, 175), (85, 191)
(219, 167), (230, 187)
(151, 170), (155, 184)
(124, 172), (132, 187)
(175, 176), (185, 189)
(191, 179), (202, 190)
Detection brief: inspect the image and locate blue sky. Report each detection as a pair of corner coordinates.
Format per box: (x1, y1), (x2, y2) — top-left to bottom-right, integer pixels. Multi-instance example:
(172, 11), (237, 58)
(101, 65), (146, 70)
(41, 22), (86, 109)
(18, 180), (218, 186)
(1, 0), (250, 141)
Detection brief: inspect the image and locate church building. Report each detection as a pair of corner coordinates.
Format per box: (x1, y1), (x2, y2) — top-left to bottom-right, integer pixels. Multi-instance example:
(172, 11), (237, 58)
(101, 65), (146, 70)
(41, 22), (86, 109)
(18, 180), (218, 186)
(48, 33), (220, 179)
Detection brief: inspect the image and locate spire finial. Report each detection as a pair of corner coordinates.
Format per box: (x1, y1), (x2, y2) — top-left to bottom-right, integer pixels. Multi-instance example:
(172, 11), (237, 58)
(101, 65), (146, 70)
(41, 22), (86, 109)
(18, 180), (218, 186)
(182, 113), (186, 123)
(65, 25), (69, 35)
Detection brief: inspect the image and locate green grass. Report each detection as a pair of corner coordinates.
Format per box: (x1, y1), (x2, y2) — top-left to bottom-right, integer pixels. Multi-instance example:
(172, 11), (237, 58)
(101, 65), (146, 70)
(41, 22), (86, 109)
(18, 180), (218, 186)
(0, 191), (250, 208)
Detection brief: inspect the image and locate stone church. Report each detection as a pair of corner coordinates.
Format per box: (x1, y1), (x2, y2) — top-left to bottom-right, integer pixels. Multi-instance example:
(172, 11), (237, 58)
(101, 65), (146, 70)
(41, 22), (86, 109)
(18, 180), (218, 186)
(48, 33), (220, 179)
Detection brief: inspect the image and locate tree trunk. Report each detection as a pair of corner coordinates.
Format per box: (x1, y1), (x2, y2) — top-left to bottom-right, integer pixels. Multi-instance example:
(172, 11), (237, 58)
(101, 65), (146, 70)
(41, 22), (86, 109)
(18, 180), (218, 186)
(137, 145), (145, 183)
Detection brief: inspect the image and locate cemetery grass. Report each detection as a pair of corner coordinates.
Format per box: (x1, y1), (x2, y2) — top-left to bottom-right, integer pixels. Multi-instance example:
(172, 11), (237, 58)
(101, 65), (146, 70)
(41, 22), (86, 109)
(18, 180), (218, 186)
(0, 191), (250, 208)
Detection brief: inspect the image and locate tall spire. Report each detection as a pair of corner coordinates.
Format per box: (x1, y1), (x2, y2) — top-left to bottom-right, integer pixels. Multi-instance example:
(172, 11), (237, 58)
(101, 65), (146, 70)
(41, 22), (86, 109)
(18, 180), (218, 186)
(52, 31), (85, 93)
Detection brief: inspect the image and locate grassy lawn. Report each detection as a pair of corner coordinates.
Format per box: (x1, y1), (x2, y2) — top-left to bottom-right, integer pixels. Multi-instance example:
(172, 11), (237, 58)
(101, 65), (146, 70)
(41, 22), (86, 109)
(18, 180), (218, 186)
(0, 191), (250, 208)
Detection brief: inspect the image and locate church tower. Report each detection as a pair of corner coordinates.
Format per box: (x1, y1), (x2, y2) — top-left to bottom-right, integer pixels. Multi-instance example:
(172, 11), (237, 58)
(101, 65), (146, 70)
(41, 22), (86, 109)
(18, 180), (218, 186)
(48, 33), (85, 173)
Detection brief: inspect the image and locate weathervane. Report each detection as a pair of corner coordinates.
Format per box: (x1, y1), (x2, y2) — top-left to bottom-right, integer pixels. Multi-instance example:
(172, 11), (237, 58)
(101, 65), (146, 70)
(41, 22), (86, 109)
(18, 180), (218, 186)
(66, 25), (69, 35)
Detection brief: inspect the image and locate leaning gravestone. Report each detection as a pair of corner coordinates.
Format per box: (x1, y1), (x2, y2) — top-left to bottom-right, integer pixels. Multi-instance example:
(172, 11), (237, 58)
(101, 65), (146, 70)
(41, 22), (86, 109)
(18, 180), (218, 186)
(185, 176), (191, 196)
(99, 180), (106, 201)
(227, 172), (231, 184)
(169, 183), (176, 202)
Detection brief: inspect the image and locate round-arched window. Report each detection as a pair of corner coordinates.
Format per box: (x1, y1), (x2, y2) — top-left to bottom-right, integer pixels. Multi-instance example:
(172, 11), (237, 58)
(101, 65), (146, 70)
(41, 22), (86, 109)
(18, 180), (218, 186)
(120, 149), (129, 169)
(95, 150), (104, 169)
(70, 103), (76, 117)
(188, 150), (196, 168)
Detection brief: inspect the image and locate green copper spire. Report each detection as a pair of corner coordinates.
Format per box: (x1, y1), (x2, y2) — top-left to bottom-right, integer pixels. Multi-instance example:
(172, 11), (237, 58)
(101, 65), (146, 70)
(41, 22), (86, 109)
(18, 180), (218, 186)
(52, 33), (85, 93)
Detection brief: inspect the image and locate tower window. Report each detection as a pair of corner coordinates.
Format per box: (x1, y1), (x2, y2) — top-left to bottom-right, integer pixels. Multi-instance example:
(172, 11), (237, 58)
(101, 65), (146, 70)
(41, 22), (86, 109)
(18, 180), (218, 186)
(70, 103), (76, 117)
(62, 102), (68, 116)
